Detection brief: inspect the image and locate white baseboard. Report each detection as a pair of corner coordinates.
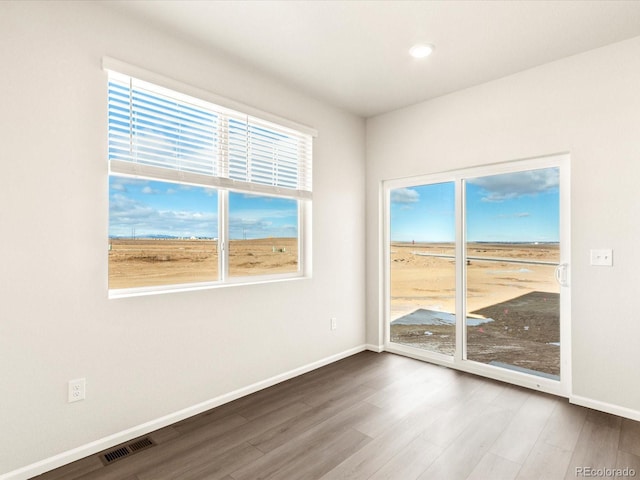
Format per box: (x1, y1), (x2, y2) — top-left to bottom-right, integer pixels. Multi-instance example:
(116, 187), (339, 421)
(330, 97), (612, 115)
(570, 395), (640, 422)
(0, 345), (367, 480)
(365, 343), (385, 353)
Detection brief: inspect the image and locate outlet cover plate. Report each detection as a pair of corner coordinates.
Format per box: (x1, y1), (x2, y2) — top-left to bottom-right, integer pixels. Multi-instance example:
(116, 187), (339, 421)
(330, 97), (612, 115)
(68, 378), (86, 403)
(590, 249), (613, 266)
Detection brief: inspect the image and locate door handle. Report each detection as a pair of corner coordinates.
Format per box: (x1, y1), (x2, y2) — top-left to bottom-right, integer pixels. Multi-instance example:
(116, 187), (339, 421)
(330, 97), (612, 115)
(555, 263), (569, 287)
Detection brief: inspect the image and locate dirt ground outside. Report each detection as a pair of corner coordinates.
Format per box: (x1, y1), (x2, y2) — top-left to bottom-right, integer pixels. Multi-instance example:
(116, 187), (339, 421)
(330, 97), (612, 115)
(390, 242), (561, 376)
(108, 237), (298, 289)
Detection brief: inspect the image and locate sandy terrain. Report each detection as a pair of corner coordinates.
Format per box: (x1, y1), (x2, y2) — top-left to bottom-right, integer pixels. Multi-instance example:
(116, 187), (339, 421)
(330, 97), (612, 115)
(390, 242), (561, 376)
(108, 238), (298, 289)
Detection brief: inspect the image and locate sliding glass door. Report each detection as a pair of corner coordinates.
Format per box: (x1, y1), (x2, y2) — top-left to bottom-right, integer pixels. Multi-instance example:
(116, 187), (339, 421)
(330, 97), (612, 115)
(385, 155), (570, 395)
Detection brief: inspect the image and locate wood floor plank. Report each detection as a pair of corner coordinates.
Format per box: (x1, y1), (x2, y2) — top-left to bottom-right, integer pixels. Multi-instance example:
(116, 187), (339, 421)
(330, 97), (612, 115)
(299, 374), (373, 408)
(147, 426), (181, 445)
(416, 405), (513, 480)
(464, 379), (508, 405)
(248, 383), (376, 453)
(363, 367), (444, 410)
(417, 372), (487, 412)
(616, 450), (640, 474)
(352, 396), (428, 439)
(619, 418), (640, 457)
(489, 392), (557, 464)
(585, 408), (623, 429)
(136, 441), (263, 480)
(367, 433), (443, 480)
(172, 412), (249, 438)
(229, 402), (379, 480)
(228, 368), (345, 417)
(515, 440), (573, 480)
(491, 384), (532, 412)
(356, 373), (442, 438)
(298, 353), (421, 405)
(318, 401), (446, 480)
(169, 401), (313, 462)
(233, 388), (312, 422)
(466, 452), (521, 480)
(413, 393), (501, 449)
(564, 414), (622, 480)
(349, 353), (425, 389)
(538, 400), (588, 451)
(261, 428), (370, 480)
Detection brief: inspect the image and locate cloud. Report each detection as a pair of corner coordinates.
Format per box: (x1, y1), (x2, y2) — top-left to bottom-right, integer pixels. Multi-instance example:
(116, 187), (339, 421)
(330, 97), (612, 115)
(232, 207), (296, 220)
(110, 177), (147, 189)
(109, 194), (218, 237)
(228, 212), (297, 239)
(391, 188), (420, 204)
(497, 212), (531, 219)
(468, 169), (558, 202)
(110, 182), (127, 192)
(109, 194), (154, 219)
(141, 186), (159, 194)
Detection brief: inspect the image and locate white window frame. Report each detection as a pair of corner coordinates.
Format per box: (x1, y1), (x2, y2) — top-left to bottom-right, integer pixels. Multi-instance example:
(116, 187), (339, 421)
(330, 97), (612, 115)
(105, 59), (315, 298)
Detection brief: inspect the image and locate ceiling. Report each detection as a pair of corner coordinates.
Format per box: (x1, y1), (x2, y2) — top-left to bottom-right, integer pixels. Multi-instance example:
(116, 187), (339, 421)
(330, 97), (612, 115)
(104, 0), (640, 118)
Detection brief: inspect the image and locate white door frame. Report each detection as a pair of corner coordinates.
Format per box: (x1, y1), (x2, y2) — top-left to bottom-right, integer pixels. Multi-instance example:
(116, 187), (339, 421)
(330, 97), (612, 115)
(382, 152), (571, 398)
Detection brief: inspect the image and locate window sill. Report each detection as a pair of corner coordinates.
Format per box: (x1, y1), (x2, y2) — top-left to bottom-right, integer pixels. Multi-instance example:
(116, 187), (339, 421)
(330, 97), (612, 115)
(108, 273), (309, 299)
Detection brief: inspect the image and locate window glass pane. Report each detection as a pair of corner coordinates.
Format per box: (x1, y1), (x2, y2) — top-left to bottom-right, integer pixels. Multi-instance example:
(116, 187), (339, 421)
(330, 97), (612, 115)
(465, 167), (560, 379)
(389, 182), (456, 357)
(108, 176), (218, 289)
(228, 192), (299, 277)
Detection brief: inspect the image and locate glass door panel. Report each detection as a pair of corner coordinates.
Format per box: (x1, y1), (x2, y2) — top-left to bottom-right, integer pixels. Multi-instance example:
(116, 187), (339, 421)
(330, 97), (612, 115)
(465, 168), (561, 379)
(389, 182), (456, 356)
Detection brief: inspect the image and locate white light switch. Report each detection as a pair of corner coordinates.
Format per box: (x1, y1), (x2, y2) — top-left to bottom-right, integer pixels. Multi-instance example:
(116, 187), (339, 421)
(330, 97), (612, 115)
(590, 249), (613, 266)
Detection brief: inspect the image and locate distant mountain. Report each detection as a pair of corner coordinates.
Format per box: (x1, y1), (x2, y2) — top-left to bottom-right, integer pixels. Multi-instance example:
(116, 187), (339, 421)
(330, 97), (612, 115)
(109, 235), (216, 240)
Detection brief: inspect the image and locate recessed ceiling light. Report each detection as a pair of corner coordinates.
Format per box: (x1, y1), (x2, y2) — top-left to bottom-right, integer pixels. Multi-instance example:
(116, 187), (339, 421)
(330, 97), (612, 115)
(409, 44), (434, 59)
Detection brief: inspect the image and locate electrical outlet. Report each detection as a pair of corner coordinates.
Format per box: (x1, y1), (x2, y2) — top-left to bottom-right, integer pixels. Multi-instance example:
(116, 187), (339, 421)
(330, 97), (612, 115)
(331, 317), (337, 330)
(68, 378), (86, 403)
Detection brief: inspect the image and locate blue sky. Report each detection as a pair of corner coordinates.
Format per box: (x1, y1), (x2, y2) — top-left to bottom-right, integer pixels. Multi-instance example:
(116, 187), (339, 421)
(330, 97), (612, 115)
(109, 177), (298, 239)
(228, 191), (298, 240)
(391, 182), (456, 243)
(390, 168), (559, 242)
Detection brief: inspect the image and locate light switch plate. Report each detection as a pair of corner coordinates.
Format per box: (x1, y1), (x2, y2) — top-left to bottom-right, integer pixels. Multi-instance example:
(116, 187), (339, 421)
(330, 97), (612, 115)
(590, 249), (613, 266)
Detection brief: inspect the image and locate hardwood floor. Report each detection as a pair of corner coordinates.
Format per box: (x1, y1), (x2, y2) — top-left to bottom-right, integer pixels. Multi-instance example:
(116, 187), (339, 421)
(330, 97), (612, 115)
(34, 352), (640, 480)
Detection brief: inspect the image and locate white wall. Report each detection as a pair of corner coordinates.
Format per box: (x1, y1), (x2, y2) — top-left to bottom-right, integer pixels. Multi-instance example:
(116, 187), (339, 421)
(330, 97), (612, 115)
(366, 36), (640, 414)
(0, 2), (365, 476)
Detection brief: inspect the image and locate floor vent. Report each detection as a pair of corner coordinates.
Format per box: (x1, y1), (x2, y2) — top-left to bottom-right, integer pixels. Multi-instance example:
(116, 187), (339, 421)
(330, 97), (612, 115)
(100, 437), (156, 465)
(128, 437), (154, 452)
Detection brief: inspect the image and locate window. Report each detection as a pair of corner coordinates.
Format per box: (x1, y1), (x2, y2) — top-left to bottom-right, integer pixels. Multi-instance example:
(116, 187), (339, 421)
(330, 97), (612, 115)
(106, 65), (313, 295)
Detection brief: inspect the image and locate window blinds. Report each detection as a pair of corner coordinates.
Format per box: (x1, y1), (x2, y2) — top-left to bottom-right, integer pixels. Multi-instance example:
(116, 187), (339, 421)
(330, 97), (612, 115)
(108, 71), (313, 199)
